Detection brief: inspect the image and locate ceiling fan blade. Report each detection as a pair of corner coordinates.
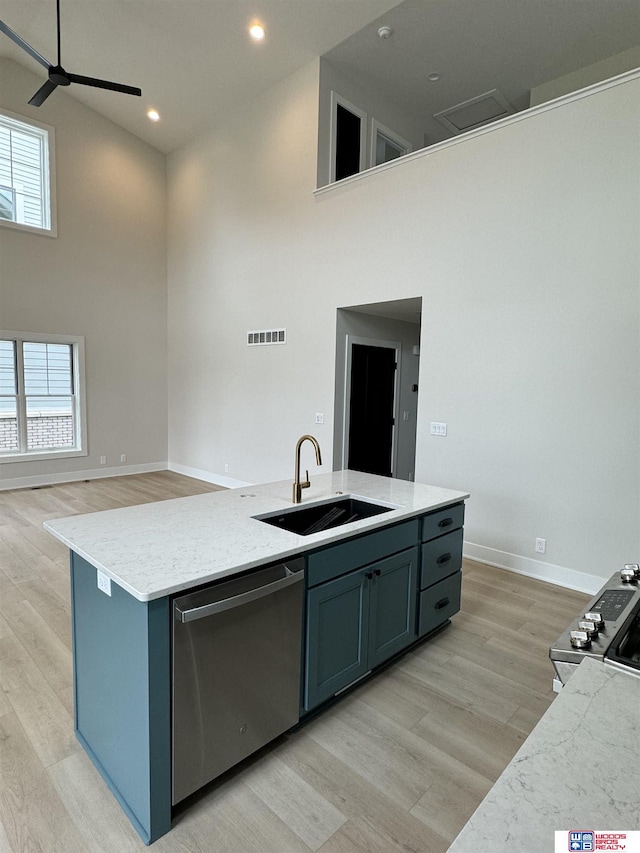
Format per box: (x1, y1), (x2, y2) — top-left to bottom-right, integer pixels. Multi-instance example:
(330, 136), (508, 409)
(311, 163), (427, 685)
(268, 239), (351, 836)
(0, 19), (51, 70)
(28, 78), (58, 107)
(67, 73), (141, 97)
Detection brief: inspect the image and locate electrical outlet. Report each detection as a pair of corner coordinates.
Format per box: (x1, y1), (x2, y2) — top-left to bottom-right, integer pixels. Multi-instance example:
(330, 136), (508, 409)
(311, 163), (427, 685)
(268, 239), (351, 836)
(224, 464), (229, 473)
(535, 538), (546, 554)
(100, 455), (107, 465)
(430, 422), (447, 436)
(120, 454), (127, 463)
(315, 413), (324, 424)
(97, 570), (112, 596)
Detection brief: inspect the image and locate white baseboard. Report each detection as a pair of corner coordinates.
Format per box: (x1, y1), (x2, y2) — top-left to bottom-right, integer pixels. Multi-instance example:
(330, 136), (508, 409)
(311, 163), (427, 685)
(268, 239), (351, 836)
(0, 461), (168, 492)
(463, 541), (604, 595)
(168, 461), (253, 490)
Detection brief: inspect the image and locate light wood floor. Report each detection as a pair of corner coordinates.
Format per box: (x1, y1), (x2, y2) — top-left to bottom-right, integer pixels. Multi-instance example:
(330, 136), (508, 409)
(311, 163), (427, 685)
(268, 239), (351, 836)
(0, 472), (590, 852)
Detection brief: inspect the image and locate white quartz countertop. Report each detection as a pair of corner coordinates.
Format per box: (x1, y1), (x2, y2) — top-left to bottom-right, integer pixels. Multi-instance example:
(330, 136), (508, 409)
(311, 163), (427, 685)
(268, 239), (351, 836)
(43, 470), (468, 602)
(447, 658), (640, 852)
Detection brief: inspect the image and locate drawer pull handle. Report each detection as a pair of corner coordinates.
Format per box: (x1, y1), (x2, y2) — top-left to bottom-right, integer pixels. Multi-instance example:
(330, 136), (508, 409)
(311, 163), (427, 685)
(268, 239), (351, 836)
(435, 597), (450, 610)
(438, 517), (454, 528)
(374, 569), (381, 577)
(436, 553), (451, 565)
(365, 572), (373, 580)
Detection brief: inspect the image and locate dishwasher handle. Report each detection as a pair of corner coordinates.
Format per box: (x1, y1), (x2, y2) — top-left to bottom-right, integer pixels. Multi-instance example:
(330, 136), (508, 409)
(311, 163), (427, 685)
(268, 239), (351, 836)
(176, 565), (303, 623)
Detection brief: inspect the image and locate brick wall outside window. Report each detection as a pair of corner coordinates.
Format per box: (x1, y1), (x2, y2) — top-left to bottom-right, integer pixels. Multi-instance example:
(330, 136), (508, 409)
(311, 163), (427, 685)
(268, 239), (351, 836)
(0, 414), (73, 451)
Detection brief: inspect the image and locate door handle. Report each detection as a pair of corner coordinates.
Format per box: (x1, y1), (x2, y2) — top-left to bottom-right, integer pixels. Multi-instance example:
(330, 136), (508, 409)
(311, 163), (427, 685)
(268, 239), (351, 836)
(365, 572), (373, 580)
(176, 567), (303, 623)
(436, 553), (452, 565)
(374, 569), (381, 576)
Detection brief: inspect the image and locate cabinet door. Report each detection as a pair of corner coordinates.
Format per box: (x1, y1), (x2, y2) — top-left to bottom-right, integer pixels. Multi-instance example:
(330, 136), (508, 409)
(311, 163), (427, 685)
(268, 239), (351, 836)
(368, 547), (418, 670)
(304, 569), (370, 711)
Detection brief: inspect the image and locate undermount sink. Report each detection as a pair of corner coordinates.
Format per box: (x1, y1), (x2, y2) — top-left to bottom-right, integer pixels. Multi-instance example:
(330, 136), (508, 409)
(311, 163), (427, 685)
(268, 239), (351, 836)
(254, 496), (398, 536)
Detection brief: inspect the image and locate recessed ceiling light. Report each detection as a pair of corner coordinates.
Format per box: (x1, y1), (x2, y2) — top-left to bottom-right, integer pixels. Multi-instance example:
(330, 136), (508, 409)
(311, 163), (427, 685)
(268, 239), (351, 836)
(428, 72), (441, 83)
(249, 23), (265, 41)
(146, 109), (160, 122)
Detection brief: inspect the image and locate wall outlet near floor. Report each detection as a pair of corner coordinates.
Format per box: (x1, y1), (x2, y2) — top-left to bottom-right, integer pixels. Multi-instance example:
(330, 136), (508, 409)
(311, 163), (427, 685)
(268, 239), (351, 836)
(224, 464), (229, 473)
(100, 455), (107, 465)
(315, 413), (324, 424)
(120, 454), (127, 463)
(430, 422), (447, 436)
(535, 538), (546, 554)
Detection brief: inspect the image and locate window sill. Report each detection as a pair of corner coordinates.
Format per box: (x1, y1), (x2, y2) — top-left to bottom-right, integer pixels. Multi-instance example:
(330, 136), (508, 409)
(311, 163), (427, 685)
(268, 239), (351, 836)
(0, 218), (57, 238)
(0, 448), (87, 464)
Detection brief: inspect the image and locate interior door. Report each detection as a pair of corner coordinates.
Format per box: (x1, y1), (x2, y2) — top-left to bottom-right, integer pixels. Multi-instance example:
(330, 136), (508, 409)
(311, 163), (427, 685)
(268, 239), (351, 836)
(347, 344), (397, 476)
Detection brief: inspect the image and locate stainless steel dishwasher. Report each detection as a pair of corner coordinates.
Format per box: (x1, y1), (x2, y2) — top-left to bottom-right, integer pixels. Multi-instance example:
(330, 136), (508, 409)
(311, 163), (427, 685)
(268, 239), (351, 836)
(171, 557), (304, 804)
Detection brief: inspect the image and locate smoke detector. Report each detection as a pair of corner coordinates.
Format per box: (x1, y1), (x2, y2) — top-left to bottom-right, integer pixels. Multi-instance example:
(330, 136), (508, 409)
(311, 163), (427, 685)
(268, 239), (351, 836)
(378, 25), (392, 39)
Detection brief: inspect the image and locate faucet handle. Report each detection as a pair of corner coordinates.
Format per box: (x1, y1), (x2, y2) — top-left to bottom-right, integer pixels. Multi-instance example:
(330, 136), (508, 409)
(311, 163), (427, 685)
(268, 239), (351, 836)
(301, 470), (310, 489)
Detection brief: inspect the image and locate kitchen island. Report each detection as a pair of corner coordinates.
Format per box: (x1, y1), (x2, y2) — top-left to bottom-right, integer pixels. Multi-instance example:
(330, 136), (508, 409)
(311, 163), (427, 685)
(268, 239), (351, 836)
(44, 470), (469, 845)
(447, 657), (640, 852)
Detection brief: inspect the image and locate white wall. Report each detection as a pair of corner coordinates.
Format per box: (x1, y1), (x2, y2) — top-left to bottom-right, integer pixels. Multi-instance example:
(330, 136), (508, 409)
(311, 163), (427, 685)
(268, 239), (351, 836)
(530, 47), (640, 106)
(168, 64), (639, 589)
(0, 59), (168, 487)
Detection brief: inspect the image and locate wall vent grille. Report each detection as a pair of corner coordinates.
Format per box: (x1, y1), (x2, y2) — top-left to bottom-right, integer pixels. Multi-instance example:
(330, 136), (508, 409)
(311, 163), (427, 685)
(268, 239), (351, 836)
(247, 329), (287, 346)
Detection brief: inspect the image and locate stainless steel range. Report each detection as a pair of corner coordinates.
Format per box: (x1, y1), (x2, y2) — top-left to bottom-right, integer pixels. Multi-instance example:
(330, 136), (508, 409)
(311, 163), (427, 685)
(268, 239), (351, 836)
(549, 563), (640, 690)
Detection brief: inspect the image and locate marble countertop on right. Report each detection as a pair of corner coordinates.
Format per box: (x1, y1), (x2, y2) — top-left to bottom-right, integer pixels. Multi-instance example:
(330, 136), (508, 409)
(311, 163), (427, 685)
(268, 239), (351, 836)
(447, 657), (640, 852)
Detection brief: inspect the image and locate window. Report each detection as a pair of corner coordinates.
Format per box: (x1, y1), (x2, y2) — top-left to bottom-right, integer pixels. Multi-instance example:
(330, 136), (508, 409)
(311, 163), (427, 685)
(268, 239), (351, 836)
(0, 109), (56, 235)
(371, 120), (412, 167)
(330, 92), (367, 182)
(0, 332), (86, 462)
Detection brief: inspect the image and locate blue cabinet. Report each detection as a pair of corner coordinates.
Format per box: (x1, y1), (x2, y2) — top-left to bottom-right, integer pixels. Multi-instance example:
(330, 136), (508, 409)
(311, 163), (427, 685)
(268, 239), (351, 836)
(417, 502), (464, 639)
(368, 548), (418, 668)
(71, 552), (171, 845)
(66, 499), (465, 845)
(305, 567), (370, 709)
(304, 546), (418, 711)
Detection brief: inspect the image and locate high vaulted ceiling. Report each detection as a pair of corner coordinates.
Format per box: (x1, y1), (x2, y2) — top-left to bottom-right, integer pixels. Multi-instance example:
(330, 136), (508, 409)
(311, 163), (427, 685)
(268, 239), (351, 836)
(0, 0), (401, 152)
(1, 0), (638, 155)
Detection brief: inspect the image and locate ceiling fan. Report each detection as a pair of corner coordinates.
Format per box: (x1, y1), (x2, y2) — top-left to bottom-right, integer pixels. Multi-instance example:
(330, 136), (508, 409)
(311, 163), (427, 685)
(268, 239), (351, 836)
(0, 0), (141, 107)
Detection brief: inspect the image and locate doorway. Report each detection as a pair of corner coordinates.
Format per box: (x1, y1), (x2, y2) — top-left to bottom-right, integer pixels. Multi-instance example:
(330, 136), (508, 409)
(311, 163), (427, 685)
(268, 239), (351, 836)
(333, 299), (422, 481)
(346, 339), (399, 476)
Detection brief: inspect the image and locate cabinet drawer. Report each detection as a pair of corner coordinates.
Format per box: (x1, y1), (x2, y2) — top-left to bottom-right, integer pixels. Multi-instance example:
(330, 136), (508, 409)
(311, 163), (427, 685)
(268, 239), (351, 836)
(420, 528), (463, 589)
(418, 572), (462, 637)
(307, 520), (419, 588)
(421, 503), (464, 543)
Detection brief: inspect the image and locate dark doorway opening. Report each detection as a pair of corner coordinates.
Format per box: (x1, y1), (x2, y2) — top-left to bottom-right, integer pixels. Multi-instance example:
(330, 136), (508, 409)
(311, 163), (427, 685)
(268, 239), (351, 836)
(335, 104), (362, 181)
(347, 343), (397, 477)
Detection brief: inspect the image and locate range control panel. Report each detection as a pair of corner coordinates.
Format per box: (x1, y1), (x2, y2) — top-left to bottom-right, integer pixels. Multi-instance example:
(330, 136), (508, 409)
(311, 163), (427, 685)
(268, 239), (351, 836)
(590, 589), (636, 622)
(549, 573), (640, 666)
